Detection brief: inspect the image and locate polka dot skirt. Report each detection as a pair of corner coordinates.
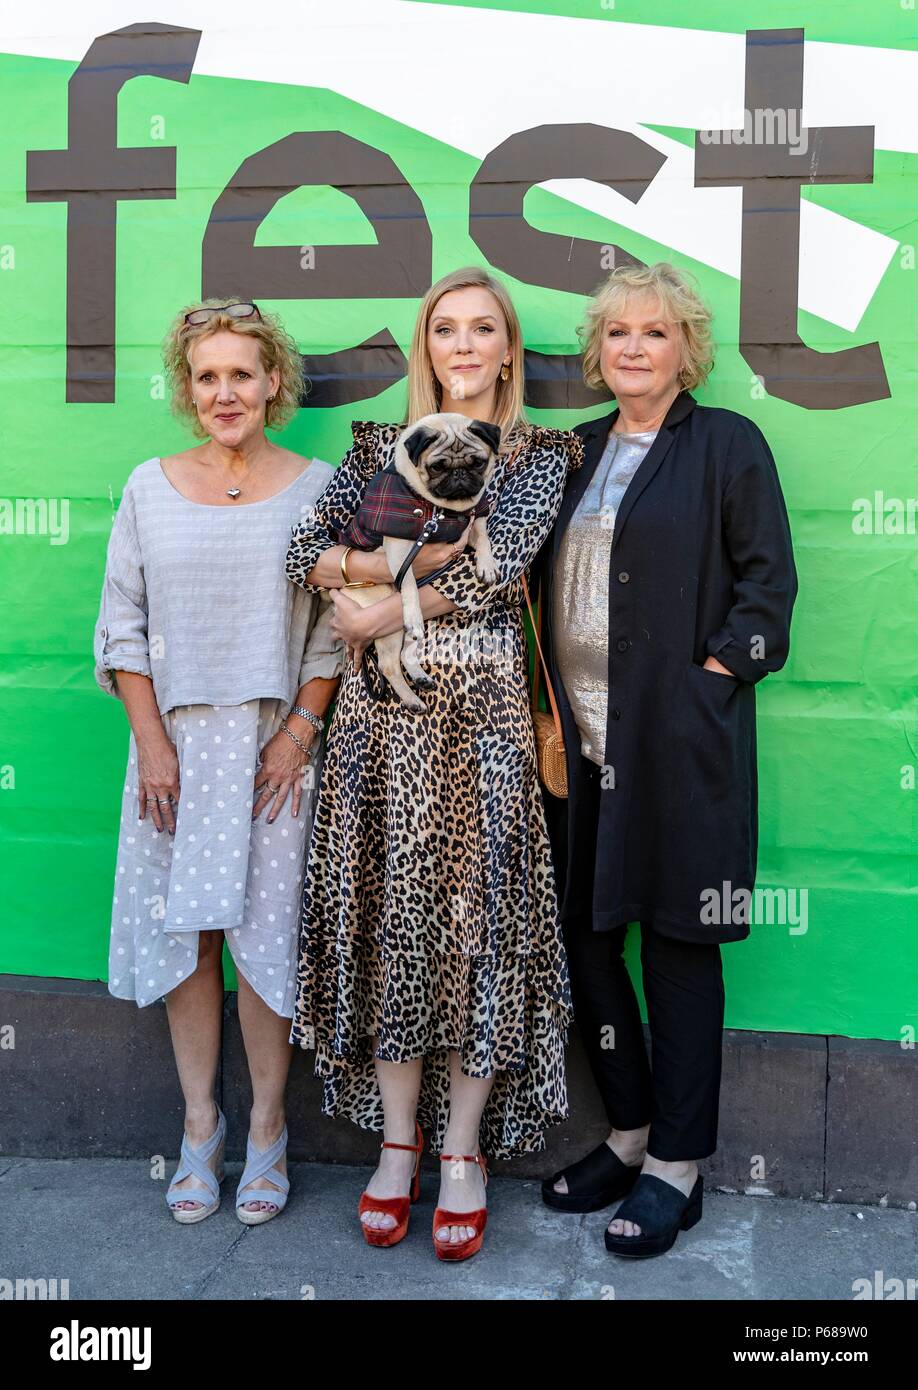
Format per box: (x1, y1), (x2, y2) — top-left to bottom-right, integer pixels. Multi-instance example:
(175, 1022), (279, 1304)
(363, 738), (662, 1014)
(107, 697), (322, 1017)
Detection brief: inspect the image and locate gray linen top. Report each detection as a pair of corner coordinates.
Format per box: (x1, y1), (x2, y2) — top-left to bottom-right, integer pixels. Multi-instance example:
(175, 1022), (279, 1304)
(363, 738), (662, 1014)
(553, 428), (657, 765)
(94, 456), (344, 715)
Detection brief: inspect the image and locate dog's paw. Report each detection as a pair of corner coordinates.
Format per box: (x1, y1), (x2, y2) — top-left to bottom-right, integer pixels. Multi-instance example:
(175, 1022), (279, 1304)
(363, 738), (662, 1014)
(401, 693), (427, 712)
(475, 559), (498, 583)
(411, 672), (435, 690)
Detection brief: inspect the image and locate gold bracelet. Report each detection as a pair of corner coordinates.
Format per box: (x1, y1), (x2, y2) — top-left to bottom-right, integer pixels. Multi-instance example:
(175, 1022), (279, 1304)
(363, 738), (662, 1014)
(340, 544), (376, 588)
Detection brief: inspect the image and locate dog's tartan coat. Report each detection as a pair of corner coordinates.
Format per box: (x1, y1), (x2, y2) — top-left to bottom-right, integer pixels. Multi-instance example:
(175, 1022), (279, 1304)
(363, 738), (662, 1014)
(336, 463), (490, 550)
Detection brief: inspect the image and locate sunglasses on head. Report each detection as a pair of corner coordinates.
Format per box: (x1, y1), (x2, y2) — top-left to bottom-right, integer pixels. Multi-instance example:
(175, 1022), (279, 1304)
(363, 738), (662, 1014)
(184, 301), (261, 326)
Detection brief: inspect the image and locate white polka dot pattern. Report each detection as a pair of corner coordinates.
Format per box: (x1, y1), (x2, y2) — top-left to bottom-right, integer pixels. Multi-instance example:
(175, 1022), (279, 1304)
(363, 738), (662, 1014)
(106, 697), (323, 1017)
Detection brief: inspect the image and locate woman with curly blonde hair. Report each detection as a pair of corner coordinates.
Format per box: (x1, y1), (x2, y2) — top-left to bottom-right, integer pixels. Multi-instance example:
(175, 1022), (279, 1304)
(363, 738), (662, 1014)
(538, 262), (797, 1257)
(94, 299), (344, 1225)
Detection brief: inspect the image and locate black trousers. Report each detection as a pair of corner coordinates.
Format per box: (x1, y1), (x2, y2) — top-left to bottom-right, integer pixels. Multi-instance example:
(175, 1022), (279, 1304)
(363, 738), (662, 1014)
(544, 755), (725, 1160)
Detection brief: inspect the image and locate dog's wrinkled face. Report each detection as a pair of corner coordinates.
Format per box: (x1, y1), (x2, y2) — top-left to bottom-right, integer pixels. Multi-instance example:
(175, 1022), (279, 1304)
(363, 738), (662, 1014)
(396, 413), (501, 504)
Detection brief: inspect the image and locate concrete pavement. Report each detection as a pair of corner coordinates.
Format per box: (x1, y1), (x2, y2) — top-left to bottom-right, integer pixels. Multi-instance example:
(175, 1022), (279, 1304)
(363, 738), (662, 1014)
(2, 1155), (915, 1301)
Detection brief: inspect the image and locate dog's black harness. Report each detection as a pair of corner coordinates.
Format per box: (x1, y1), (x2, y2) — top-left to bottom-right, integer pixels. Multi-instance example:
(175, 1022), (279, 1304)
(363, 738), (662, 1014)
(393, 514), (450, 591)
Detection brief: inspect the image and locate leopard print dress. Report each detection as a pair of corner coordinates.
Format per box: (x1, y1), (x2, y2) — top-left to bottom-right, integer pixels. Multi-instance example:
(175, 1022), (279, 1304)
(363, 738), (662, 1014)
(285, 419), (584, 1159)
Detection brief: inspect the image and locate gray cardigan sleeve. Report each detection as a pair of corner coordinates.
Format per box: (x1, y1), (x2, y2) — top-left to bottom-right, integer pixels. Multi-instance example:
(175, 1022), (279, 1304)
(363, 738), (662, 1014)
(93, 480), (153, 699)
(297, 591), (345, 687)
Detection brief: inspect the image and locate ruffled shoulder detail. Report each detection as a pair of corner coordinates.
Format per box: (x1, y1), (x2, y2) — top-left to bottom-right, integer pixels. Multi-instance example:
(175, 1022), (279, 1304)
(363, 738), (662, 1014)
(513, 424), (584, 472)
(347, 420), (401, 478)
(350, 420), (400, 449)
(564, 430), (585, 471)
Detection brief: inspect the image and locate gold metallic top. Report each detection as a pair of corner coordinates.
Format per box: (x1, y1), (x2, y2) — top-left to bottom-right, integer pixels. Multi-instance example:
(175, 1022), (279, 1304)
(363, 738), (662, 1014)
(552, 429), (657, 765)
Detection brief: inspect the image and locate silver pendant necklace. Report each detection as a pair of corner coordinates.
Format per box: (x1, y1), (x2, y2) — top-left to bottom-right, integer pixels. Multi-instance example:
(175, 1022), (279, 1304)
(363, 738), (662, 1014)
(209, 449), (265, 500)
(224, 459), (257, 499)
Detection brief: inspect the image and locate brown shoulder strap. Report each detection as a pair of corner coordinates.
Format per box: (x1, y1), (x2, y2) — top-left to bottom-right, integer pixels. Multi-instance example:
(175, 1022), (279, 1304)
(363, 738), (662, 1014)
(494, 433), (563, 738)
(522, 572), (563, 738)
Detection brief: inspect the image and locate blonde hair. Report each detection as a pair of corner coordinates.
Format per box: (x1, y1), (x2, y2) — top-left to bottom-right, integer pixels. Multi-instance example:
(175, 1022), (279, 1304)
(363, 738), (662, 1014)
(403, 267), (527, 442)
(578, 262), (714, 394)
(163, 299), (305, 439)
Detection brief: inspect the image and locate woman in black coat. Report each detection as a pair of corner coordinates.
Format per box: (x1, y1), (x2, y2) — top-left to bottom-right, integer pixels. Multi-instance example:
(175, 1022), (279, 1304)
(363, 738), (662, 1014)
(538, 262), (797, 1258)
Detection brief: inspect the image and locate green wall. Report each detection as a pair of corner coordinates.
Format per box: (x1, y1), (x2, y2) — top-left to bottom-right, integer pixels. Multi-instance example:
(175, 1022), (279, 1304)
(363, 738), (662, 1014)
(0, 1), (915, 1040)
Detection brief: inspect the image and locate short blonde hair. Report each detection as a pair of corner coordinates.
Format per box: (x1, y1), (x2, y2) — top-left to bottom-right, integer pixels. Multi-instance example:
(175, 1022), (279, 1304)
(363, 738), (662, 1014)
(163, 299), (305, 438)
(579, 262), (714, 394)
(403, 267), (527, 442)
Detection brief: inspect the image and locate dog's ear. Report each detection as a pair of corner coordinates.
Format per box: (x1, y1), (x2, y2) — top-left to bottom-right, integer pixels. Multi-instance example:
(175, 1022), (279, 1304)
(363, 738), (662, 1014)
(402, 425), (440, 467)
(467, 419), (501, 456)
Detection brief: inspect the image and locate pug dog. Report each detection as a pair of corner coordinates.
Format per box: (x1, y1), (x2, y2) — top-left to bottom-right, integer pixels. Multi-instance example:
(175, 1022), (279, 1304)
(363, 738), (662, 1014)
(336, 412), (501, 710)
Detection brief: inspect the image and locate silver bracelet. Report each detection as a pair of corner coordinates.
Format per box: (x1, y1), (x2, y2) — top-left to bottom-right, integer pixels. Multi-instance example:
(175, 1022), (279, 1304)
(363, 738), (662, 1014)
(281, 722), (312, 757)
(290, 704), (324, 734)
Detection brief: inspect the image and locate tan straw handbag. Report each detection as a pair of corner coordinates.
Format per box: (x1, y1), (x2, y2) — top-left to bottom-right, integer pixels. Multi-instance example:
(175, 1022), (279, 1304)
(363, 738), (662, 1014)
(522, 571), (567, 799)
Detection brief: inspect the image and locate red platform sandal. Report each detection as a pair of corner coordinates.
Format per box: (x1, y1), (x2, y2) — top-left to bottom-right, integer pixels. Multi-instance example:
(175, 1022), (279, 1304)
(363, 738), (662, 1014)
(432, 1150), (489, 1262)
(357, 1121), (424, 1248)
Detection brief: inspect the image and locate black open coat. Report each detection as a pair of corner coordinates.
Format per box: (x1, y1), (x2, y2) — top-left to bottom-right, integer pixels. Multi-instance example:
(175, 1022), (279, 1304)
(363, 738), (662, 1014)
(534, 390), (798, 944)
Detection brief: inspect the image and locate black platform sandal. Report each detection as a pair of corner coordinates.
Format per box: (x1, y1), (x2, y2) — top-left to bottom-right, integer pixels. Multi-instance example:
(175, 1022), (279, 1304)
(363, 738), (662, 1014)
(604, 1172), (703, 1258)
(541, 1142), (642, 1213)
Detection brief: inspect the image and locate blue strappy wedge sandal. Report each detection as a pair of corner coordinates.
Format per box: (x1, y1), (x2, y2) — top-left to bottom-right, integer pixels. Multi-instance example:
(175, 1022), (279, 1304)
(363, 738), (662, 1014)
(235, 1125), (290, 1225)
(165, 1105), (227, 1224)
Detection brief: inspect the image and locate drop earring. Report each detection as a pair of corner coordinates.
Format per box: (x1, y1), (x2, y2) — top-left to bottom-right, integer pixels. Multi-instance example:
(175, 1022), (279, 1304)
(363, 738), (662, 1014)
(500, 363), (510, 382)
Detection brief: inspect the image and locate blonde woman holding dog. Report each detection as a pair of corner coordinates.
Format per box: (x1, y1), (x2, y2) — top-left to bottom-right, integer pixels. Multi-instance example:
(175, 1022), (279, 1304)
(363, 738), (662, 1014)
(285, 266), (582, 1260)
